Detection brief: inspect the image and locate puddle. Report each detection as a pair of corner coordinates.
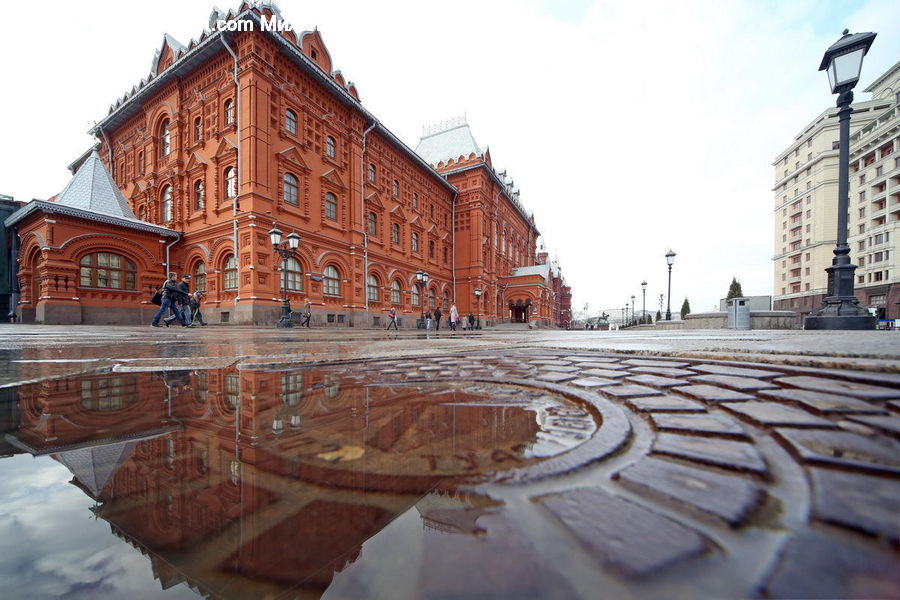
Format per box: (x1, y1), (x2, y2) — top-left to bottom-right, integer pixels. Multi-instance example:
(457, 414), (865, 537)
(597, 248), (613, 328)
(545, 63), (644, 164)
(0, 364), (618, 599)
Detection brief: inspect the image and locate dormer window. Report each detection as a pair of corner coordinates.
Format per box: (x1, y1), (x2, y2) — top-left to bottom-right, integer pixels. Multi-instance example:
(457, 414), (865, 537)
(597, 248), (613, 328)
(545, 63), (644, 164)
(311, 48), (318, 60)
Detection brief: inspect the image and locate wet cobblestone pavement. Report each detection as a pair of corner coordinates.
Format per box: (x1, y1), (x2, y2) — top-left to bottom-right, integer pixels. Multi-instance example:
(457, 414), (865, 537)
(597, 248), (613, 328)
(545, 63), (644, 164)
(1, 325), (898, 598)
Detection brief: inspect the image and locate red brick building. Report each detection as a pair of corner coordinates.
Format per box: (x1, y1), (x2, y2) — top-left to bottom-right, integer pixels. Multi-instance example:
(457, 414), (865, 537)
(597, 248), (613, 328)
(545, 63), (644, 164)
(5, 2), (570, 326)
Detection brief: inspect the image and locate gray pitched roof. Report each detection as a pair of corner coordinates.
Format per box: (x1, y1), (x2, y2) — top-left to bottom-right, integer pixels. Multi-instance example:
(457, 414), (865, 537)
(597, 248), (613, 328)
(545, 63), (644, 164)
(415, 124), (484, 166)
(510, 263), (551, 282)
(55, 150), (135, 218)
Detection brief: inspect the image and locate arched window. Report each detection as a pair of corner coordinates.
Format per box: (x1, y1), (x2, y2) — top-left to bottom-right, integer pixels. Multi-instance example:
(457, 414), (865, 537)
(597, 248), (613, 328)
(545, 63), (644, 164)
(138, 151), (145, 175)
(194, 262), (207, 292)
(285, 109), (297, 135)
(392, 180), (399, 197)
(391, 280), (402, 304)
(367, 212), (377, 237)
(411, 284), (420, 307)
(224, 99), (234, 125)
(326, 136), (336, 158)
(368, 163), (376, 183)
(224, 167), (237, 198)
(284, 173), (299, 205)
(138, 205), (146, 220)
(412, 193), (419, 210)
(323, 265), (340, 296)
(428, 288), (436, 309)
(428, 240), (435, 259)
(324, 192), (337, 220)
(194, 180), (204, 211)
(223, 254), (237, 290)
(366, 274), (379, 302)
(443, 246), (449, 264)
(159, 118), (171, 157)
(391, 223), (400, 245)
(443, 291), (450, 310)
(161, 186), (173, 222)
(411, 232), (419, 252)
(284, 257), (303, 291)
(79, 253), (136, 290)
(194, 116), (202, 142)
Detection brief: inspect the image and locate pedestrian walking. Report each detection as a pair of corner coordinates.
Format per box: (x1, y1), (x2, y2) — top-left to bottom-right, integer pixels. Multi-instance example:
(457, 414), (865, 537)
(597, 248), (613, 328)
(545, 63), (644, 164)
(434, 306), (442, 330)
(164, 274), (193, 327)
(449, 302), (459, 331)
(386, 306), (398, 330)
(151, 273), (189, 327)
(425, 310), (433, 330)
(189, 290), (207, 326)
(300, 300), (312, 328)
(468, 312), (475, 330)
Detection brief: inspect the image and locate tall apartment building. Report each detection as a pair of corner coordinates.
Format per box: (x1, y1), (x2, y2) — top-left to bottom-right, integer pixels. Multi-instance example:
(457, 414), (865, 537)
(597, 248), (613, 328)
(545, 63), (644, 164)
(847, 61), (900, 320)
(772, 62), (897, 319)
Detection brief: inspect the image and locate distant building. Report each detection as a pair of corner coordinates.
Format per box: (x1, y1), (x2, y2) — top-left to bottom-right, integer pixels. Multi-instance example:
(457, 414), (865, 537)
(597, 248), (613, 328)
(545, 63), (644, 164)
(773, 61), (898, 320)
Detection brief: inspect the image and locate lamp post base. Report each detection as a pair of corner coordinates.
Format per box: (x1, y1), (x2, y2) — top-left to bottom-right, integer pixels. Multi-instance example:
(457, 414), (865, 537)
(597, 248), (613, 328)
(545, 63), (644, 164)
(276, 300), (293, 328)
(804, 297), (875, 330)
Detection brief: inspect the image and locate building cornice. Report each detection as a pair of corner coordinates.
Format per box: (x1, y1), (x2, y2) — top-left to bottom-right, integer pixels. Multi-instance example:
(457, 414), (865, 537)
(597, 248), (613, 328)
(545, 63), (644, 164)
(5, 200), (181, 237)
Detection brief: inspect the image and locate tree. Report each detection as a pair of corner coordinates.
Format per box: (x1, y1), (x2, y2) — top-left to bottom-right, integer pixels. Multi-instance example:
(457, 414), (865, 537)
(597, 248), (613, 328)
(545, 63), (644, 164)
(656, 310), (661, 322)
(726, 277), (744, 300)
(680, 298), (691, 319)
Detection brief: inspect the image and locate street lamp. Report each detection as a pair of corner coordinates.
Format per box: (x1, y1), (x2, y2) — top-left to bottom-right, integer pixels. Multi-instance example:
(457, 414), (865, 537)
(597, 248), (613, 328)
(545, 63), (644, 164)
(665, 249), (676, 320)
(641, 280), (647, 324)
(474, 287), (482, 329)
(805, 29), (878, 330)
(269, 227), (301, 328)
(415, 270), (429, 328)
(631, 295), (635, 327)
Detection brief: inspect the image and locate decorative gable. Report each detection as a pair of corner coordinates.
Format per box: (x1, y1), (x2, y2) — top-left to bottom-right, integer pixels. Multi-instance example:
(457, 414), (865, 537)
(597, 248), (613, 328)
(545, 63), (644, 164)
(277, 146), (311, 173)
(213, 137), (238, 162)
(299, 29), (334, 74)
(185, 152), (207, 173)
(321, 168), (346, 190)
(390, 204), (408, 221)
(365, 192), (385, 210)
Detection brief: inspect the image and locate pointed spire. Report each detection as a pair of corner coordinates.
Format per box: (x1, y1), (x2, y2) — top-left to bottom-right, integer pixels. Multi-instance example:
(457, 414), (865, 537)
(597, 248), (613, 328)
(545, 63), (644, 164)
(54, 151), (136, 219)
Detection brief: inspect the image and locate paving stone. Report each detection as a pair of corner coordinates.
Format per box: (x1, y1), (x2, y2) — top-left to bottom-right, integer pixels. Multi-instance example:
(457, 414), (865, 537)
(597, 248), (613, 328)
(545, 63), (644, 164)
(763, 528), (900, 599)
(652, 413), (748, 438)
(775, 428), (900, 475)
(580, 368), (629, 379)
(810, 469), (900, 542)
(528, 360), (572, 367)
(888, 400), (900, 413)
(626, 395), (706, 413)
(626, 374), (691, 389)
(573, 361), (627, 370)
(566, 357), (620, 364)
(535, 371), (577, 383)
(759, 388), (886, 414)
(537, 365), (580, 373)
(689, 374), (778, 391)
(622, 359), (691, 368)
(723, 401), (836, 428)
(675, 384), (755, 403)
(776, 375), (900, 401)
(652, 433), (768, 474)
(846, 414), (900, 436)
(569, 377), (617, 388)
(631, 366), (697, 378)
(538, 487), (707, 577)
(602, 384), (663, 398)
(615, 457), (764, 526)
(690, 363), (782, 379)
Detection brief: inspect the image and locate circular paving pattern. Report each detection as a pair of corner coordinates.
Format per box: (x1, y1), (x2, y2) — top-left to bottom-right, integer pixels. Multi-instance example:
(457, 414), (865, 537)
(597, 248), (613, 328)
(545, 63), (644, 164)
(283, 348), (900, 599)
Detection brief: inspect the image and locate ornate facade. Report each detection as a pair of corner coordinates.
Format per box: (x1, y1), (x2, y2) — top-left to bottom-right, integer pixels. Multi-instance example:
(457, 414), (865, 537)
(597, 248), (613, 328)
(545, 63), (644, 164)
(5, 2), (570, 326)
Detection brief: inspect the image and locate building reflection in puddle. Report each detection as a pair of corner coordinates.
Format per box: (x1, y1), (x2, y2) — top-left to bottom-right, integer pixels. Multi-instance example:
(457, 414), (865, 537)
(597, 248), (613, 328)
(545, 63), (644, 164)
(1, 365), (590, 598)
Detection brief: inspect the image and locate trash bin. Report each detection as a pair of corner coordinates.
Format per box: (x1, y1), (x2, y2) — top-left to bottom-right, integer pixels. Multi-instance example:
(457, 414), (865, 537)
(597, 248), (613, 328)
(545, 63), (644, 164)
(727, 297), (751, 330)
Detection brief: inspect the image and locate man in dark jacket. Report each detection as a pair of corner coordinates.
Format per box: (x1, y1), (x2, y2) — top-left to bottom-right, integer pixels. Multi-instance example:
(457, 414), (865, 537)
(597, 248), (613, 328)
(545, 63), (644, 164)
(164, 274), (193, 327)
(434, 306), (442, 330)
(151, 273), (189, 327)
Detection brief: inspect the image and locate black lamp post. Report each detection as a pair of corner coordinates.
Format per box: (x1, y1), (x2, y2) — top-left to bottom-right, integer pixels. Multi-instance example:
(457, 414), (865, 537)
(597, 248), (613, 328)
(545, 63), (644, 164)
(630, 295), (635, 327)
(641, 280), (647, 324)
(474, 287), (482, 329)
(622, 305), (626, 328)
(415, 270), (429, 329)
(805, 29), (877, 330)
(269, 227), (301, 328)
(665, 249), (676, 320)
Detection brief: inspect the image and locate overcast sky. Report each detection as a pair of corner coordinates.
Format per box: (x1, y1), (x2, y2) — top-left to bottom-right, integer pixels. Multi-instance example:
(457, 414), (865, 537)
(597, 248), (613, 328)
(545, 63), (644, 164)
(1, 0), (898, 316)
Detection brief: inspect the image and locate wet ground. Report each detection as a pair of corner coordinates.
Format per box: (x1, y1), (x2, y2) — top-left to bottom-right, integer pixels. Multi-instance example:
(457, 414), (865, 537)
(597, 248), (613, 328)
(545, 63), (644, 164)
(0, 325), (898, 598)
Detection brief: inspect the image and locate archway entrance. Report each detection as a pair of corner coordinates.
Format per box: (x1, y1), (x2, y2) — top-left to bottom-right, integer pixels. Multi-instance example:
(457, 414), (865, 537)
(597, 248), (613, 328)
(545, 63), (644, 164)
(508, 298), (531, 323)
